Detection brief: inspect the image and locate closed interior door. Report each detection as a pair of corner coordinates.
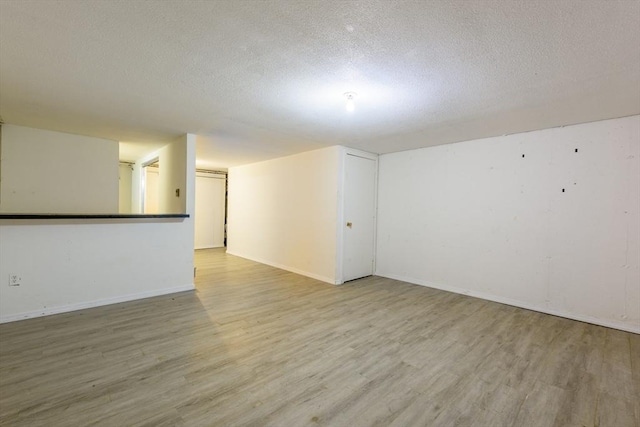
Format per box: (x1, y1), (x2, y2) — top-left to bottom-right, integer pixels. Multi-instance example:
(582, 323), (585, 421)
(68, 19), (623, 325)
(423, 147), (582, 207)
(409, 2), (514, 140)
(342, 154), (377, 282)
(144, 166), (159, 214)
(195, 174), (226, 249)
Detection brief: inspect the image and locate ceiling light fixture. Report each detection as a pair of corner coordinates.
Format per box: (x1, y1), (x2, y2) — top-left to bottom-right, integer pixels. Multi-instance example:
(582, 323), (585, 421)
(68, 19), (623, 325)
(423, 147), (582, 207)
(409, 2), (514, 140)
(344, 92), (357, 112)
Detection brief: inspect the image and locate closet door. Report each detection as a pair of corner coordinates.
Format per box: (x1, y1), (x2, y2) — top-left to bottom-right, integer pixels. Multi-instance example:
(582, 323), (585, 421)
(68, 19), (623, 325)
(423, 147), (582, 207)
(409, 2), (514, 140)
(143, 166), (160, 214)
(195, 173), (226, 249)
(342, 153), (377, 282)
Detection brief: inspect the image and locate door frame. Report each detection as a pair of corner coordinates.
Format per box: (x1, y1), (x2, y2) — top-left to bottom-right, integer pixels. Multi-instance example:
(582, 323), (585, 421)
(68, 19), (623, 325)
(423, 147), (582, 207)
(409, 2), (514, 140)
(335, 146), (379, 284)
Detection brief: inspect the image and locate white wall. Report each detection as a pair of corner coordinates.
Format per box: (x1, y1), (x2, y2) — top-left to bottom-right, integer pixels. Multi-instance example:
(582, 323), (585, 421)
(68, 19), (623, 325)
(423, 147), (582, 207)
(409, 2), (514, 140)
(0, 125), (118, 213)
(128, 136), (190, 214)
(227, 146), (341, 284)
(0, 133), (197, 322)
(0, 220), (194, 321)
(118, 163), (133, 213)
(159, 139), (188, 214)
(131, 159), (144, 214)
(376, 115), (640, 333)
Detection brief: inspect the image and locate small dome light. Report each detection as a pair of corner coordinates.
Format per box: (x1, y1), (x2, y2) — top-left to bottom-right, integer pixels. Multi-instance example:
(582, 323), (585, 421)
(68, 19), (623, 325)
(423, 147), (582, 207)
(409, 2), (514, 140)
(344, 92), (357, 113)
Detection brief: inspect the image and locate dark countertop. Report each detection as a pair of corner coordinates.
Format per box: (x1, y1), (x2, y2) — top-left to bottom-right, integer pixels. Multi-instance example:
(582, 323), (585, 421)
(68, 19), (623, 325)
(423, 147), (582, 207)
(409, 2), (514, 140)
(0, 213), (189, 219)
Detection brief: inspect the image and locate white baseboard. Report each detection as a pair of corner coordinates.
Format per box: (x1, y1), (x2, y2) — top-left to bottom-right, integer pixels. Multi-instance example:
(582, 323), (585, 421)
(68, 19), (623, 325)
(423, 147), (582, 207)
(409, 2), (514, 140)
(0, 284), (195, 324)
(195, 244), (225, 250)
(226, 250), (337, 285)
(376, 272), (640, 335)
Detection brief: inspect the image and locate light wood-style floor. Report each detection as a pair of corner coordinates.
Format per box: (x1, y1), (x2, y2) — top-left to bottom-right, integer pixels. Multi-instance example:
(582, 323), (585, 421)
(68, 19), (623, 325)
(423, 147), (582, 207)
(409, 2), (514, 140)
(1, 248), (638, 426)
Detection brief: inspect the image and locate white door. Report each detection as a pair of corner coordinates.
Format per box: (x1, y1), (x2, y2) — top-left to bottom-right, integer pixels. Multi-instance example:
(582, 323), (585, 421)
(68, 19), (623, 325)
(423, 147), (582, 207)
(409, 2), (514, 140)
(342, 154), (377, 282)
(195, 173), (226, 249)
(144, 166), (160, 214)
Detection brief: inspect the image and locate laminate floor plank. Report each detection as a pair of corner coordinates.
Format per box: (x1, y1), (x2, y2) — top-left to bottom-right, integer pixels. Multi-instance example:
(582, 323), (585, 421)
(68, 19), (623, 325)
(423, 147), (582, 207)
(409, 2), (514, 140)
(1, 248), (638, 426)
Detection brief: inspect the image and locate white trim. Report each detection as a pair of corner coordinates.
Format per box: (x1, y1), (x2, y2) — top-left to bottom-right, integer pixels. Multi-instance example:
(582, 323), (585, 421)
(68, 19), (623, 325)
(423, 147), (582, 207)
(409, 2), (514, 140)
(0, 284), (195, 324)
(195, 171), (226, 179)
(141, 155), (160, 168)
(226, 250), (337, 285)
(194, 244), (225, 250)
(376, 272), (640, 335)
(335, 147), (347, 284)
(343, 147), (379, 160)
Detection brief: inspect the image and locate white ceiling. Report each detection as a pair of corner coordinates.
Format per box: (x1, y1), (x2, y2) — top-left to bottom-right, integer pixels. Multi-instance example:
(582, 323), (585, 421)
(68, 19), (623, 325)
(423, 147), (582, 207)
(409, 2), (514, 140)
(1, 0), (639, 168)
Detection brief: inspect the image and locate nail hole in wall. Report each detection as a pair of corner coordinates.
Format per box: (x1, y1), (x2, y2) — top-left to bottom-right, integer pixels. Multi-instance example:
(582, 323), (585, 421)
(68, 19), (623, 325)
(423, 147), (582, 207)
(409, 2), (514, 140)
(522, 154), (525, 158)
(575, 148), (578, 153)
(562, 189), (565, 192)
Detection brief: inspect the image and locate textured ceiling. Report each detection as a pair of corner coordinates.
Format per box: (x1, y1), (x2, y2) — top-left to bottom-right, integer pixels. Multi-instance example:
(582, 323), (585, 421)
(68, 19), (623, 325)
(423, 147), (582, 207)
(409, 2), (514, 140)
(1, 0), (639, 167)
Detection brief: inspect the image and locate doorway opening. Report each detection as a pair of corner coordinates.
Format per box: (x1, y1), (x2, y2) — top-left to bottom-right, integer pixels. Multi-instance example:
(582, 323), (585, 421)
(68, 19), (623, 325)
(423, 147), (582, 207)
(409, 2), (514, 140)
(195, 169), (227, 249)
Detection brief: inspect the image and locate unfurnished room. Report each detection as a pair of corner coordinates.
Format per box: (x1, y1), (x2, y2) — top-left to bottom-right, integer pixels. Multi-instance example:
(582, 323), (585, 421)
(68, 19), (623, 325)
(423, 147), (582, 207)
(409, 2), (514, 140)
(0, 0), (638, 426)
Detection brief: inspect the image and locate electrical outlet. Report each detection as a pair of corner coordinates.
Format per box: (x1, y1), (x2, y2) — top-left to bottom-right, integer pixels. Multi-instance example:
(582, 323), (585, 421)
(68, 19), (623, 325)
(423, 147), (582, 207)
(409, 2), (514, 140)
(8, 274), (22, 287)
